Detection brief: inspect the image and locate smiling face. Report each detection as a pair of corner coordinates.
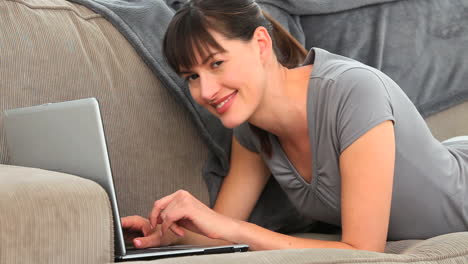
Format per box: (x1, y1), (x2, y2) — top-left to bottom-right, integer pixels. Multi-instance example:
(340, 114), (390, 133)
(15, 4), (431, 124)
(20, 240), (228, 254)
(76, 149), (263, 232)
(179, 29), (272, 128)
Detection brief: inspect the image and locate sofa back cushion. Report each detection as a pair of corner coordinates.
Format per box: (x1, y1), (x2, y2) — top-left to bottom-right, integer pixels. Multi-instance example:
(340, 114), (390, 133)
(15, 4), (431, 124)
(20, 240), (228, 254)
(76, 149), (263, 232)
(0, 0), (209, 216)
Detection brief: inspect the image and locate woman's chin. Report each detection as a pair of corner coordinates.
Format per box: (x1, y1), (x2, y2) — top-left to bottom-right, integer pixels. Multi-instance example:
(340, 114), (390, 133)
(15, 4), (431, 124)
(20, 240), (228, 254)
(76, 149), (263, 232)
(220, 116), (245, 129)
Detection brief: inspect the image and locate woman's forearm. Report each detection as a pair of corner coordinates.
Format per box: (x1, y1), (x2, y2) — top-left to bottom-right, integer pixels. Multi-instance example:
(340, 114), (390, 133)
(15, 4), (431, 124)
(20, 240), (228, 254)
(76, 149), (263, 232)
(173, 228), (233, 247)
(167, 220), (364, 251)
(229, 220), (360, 251)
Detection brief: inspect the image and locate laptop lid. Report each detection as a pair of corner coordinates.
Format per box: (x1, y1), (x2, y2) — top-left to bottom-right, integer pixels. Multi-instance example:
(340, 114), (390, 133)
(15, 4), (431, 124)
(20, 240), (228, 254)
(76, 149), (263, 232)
(3, 98), (248, 261)
(3, 98), (127, 257)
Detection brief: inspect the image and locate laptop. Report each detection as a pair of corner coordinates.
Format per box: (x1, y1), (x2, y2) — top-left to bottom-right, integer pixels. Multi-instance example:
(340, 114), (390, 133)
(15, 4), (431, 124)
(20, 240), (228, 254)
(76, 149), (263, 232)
(3, 98), (248, 261)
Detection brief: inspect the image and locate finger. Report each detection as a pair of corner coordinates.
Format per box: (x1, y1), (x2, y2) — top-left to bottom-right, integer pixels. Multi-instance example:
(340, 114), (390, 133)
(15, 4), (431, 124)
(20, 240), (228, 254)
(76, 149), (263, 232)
(160, 201), (187, 237)
(149, 191), (184, 228)
(169, 224), (185, 237)
(121, 215), (149, 232)
(133, 232), (161, 249)
(121, 216), (156, 239)
(141, 222), (153, 237)
(161, 218), (182, 237)
(121, 215), (137, 229)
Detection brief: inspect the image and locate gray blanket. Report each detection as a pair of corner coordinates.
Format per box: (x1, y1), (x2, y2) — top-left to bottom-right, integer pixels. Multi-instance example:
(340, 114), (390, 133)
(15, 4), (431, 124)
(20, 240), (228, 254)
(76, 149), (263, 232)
(67, 0), (468, 233)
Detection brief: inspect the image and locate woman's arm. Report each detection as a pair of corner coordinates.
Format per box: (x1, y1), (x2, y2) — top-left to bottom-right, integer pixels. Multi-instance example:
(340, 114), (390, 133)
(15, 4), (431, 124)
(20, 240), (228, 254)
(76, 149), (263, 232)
(339, 120), (395, 252)
(212, 136), (271, 220)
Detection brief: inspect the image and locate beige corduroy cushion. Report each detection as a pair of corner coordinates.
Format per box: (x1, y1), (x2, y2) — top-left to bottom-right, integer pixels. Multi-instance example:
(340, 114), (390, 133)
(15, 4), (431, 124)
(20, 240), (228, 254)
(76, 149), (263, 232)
(425, 100), (468, 141)
(0, 0), (210, 220)
(126, 232), (468, 264)
(0, 165), (112, 264)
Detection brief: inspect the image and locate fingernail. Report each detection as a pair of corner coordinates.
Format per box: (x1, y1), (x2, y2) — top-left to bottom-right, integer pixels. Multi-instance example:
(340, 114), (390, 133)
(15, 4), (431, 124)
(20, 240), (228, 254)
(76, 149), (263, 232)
(134, 240), (142, 247)
(158, 230), (163, 237)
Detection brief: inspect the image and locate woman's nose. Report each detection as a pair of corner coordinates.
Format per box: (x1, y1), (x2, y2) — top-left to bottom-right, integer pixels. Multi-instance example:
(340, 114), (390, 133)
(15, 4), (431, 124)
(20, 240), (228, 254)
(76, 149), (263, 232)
(199, 75), (220, 102)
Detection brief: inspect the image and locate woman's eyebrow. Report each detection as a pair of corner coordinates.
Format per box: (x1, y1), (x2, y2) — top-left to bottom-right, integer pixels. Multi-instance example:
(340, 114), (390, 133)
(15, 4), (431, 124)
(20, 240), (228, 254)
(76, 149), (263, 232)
(201, 51), (224, 65)
(179, 51), (226, 74)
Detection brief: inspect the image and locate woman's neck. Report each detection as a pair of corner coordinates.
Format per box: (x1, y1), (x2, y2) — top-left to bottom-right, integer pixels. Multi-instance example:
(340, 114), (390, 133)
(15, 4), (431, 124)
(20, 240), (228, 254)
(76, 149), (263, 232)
(247, 64), (313, 141)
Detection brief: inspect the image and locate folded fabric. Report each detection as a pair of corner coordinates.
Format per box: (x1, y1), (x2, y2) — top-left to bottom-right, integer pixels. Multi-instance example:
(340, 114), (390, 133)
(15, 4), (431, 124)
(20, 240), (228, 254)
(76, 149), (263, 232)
(257, 0), (401, 15)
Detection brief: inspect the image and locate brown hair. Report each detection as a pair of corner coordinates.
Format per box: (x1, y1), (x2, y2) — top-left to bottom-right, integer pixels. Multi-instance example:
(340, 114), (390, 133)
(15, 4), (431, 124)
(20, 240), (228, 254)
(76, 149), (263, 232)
(163, 0), (308, 157)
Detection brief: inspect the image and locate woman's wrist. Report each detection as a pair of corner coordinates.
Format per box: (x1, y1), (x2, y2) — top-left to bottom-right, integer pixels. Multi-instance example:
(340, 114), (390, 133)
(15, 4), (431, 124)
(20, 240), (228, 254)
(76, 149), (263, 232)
(224, 217), (247, 244)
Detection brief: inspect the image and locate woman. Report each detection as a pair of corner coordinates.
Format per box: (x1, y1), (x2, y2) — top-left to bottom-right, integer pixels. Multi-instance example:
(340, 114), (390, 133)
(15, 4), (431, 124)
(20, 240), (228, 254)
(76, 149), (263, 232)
(121, 0), (468, 252)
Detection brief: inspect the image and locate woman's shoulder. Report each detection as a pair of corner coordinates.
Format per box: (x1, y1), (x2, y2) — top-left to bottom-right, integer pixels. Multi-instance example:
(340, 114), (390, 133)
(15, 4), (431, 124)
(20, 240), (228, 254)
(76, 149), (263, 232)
(311, 48), (379, 81)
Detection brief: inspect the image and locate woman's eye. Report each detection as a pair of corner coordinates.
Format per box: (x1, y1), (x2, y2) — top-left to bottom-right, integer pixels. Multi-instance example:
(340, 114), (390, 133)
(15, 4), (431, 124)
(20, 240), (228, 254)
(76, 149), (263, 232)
(212, 61), (223, 68)
(186, 74), (199, 81)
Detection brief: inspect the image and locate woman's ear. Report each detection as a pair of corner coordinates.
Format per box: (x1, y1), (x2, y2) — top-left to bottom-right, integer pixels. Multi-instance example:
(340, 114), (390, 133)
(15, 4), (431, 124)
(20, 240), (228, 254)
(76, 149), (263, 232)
(253, 26), (273, 63)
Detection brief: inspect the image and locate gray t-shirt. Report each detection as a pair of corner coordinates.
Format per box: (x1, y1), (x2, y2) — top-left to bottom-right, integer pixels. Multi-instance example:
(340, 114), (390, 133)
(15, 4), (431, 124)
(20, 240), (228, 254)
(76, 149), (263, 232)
(234, 48), (468, 240)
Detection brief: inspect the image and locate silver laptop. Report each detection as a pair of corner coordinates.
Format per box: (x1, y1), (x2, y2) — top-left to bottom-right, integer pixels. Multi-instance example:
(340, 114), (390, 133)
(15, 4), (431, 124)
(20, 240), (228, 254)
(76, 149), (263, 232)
(3, 98), (248, 261)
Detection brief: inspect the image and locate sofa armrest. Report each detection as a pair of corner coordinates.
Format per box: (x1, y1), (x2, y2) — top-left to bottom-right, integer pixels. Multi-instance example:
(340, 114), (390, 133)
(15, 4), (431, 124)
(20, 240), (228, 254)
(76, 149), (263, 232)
(0, 165), (113, 264)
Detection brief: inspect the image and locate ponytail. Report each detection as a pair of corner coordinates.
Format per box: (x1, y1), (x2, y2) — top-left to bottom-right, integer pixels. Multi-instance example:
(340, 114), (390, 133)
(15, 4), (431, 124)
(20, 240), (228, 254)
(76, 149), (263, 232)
(262, 10), (308, 69)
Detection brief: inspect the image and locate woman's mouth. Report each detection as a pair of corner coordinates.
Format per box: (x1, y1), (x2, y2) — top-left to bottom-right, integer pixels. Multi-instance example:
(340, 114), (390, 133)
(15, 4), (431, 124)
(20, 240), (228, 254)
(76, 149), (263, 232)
(214, 91), (237, 115)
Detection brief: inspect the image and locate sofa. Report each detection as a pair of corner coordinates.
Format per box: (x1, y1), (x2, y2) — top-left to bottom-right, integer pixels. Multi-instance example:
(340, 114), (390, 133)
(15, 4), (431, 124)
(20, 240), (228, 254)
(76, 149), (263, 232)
(1, 0), (468, 263)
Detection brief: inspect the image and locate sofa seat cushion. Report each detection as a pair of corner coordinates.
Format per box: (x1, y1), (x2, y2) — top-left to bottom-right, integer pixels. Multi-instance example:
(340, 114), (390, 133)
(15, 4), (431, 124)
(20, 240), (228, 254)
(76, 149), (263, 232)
(126, 232), (468, 264)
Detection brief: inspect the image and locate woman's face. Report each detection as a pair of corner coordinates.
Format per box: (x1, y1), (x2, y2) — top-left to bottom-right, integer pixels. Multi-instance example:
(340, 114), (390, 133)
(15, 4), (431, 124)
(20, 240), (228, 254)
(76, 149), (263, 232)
(179, 29), (270, 129)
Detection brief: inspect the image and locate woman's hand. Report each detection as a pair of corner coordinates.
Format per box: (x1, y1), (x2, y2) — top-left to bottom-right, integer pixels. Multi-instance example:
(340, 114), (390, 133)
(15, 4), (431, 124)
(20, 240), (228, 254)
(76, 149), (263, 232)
(121, 215), (179, 248)
(149, 190), (239, 241)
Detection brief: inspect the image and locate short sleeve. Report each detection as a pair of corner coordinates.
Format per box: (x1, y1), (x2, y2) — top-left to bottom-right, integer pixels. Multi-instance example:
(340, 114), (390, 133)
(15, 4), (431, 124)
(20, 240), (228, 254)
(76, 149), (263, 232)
(335, 67), (395, 153)
(233, 122), (261, 153)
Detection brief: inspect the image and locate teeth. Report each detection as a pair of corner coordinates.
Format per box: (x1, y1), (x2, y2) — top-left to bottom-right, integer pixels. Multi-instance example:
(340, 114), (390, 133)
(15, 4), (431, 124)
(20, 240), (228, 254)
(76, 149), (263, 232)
(216, 93), (235, 109)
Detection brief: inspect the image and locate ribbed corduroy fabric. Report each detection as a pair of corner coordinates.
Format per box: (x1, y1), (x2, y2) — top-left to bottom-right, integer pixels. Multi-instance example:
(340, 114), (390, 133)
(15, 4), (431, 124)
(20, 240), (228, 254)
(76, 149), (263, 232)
(0, 0), (210, 222)
(125, 232), (468, 264)
(425, 101), (468, 141)
(288, 233), (425, 255)
(0, 165), (112, 263)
